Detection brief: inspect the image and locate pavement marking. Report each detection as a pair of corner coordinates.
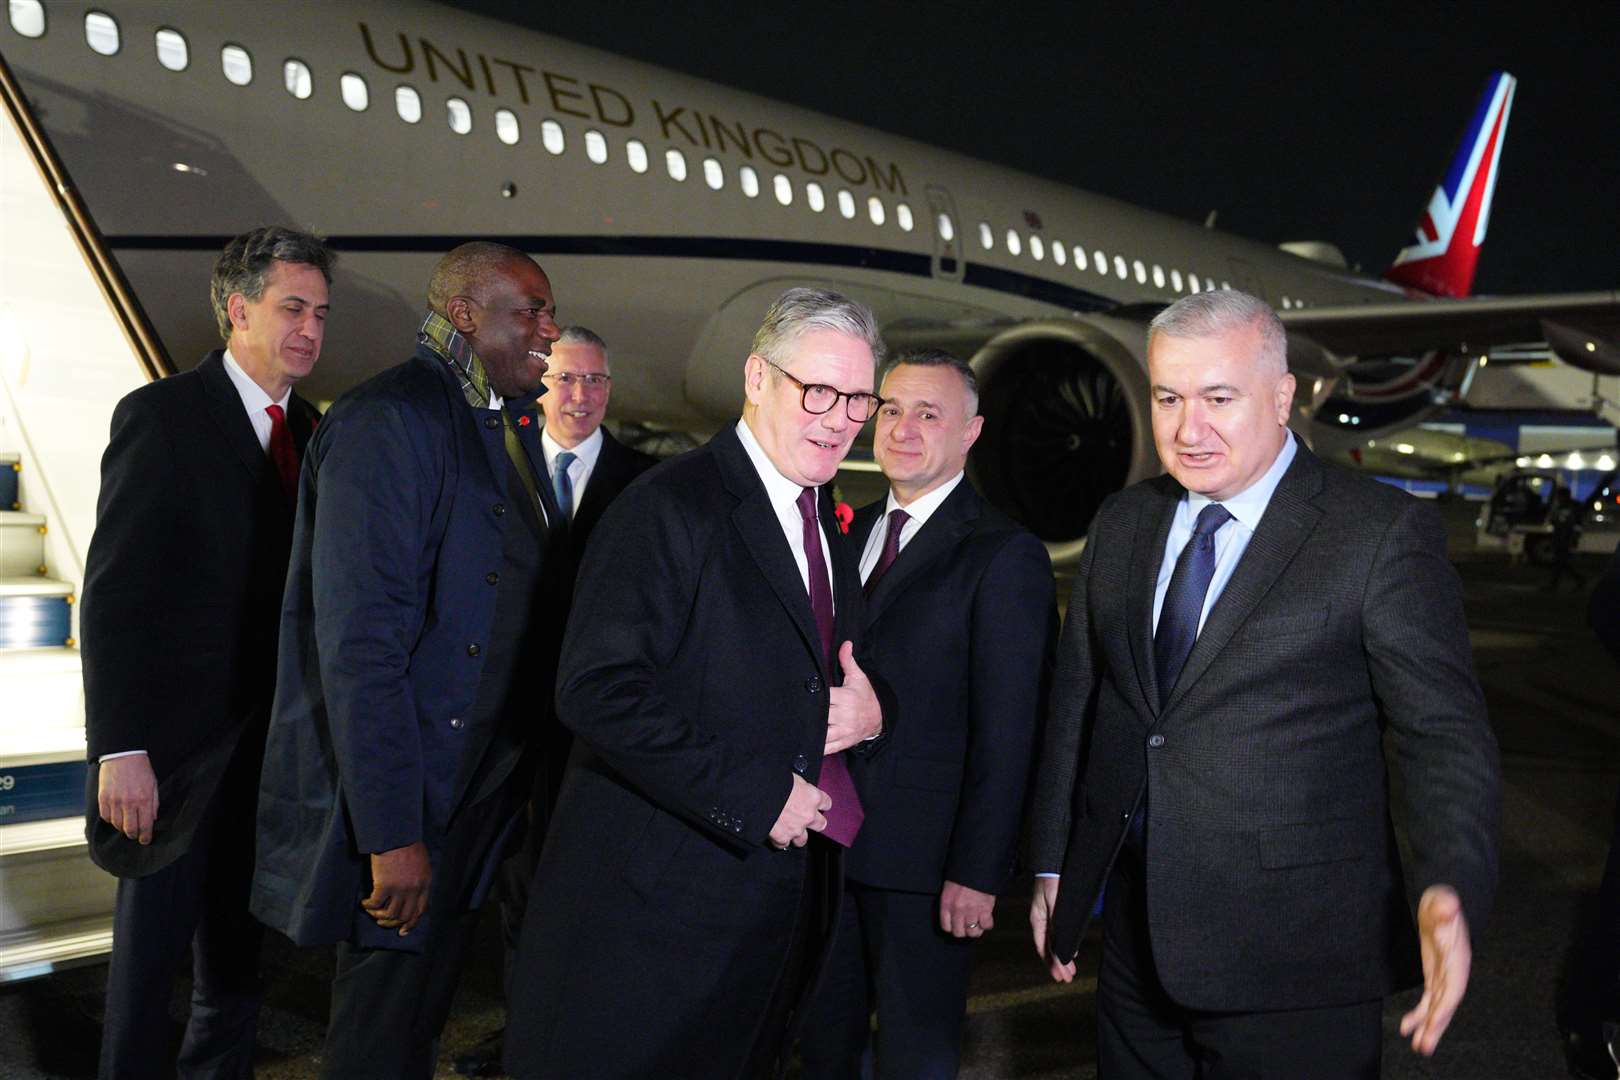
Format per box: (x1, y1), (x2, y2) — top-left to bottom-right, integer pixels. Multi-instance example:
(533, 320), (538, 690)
(966, 976), (1097, 1015)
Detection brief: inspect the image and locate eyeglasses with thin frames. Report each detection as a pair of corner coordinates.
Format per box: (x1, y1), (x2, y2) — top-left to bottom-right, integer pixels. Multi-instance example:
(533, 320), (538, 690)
(541, 371), (612, 389)
(761, 356), (883, 422)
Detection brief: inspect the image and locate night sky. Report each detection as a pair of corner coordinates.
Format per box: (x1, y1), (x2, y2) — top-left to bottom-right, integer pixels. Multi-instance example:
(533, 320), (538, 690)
(449, 0), (1617, 296)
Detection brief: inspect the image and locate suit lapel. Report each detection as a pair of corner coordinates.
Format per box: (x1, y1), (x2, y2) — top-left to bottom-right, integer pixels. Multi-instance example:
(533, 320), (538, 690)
(714, 427), (826, 675)
(198, 352), (271, 484)
(572, 431), (623, 530)
(1160, 444), (1325, 716)
(1128, 480), (1179, 717)
(507, 398), (563, 528)
(864, 482), (976, 623)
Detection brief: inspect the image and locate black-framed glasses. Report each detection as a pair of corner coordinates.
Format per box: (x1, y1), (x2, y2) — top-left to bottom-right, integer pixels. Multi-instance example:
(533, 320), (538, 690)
(762, 356), (883, 422)
(541, 371), (612, 389)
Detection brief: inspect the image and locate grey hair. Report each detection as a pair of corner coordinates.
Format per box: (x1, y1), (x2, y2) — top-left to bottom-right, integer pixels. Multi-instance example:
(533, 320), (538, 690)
(209, 226), (335, 341)
(885, 348), (978, 414)
(1147, 289), (1288, 376)
(752, 287), (885, 372)
(427, 241), (532, 314)
(557, 325), (609, 370)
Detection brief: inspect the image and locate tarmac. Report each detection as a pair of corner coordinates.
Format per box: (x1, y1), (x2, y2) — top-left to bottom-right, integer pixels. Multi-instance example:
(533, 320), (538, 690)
(2, 500), (1615, 1078)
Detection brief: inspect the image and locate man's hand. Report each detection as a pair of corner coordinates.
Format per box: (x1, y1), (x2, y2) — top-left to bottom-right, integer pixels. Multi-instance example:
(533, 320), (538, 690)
(97, 754), (159, 845)
(1399, 885), (1472, 1056)
(939, 880), (996, 939)
(768, 774), (830, 849)
(826, 641), (882, 753)
(361, 841), (432, 936)
(1030, 874), (1077, 982)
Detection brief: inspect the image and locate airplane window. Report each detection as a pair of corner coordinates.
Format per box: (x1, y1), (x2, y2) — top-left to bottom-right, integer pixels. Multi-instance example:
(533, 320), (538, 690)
(446, 97), (472, 135)
(1171, 268), (1183, 292)
(282, 60), (313, 100)
(977, 222), (992, 250)
(838, 190), (856, 219)
(1220, 280), (1230, 290)
(806, 182), (826, 212)
(585, 130), (608, 164)
(775, 175), (793, 206)
(1114, 255), (1127, 279)
(1188, 274), (1200, 294)
(1281, 296), (1291, 309)
(1052, 241), (1067, 267)
(740, 165), (760, 198)
(1132, 259), (1146, 284)
(1005, 229), (1021, 256)
(937, 214), (955, 243)
(1094, 250), (1109, 275)
(394, 85), (421, 122)
(1206, 277), (1217, 291)
(10, 0), (45, 38)
(221, 44), (252, 86)
(154, 29), (188, 71)
(495, 109), (520, 144)
(867, 196), (884, 225)
(896, 203), (913, 232)
(84, 11), (119, 55)
(1029, 236), (1045, 261)
(1152, 264), (1165, 288)
(542, 120), (565, 155)
(340, 73), (368, 112)
(1072, 245), (1087, 270)
(666, 148), (688, 182)
(626, 139), (649, 173)
(703, 157), (724, 190)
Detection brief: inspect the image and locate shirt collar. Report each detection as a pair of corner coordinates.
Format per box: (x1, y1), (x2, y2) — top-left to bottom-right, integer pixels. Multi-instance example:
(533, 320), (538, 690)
(418, 311), (501, 409)
(542, 425), (603, 471)
(1186, 431), (1298, 531)
(886, 470), (964, 529)
(735, 418), (816, 519)
(221, 348), (289, 415)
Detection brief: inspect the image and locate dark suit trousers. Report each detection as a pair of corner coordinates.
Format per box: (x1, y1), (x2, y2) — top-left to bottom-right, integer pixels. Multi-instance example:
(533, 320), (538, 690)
(320, 780), (523, 1080)
(99, 752), (264, 1079)
(1097, 853), (1382, 1080)
(798, 881), (975, 1080)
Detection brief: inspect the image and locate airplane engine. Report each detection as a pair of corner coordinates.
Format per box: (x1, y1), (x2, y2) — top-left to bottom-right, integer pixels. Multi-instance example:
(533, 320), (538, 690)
(966, 317), (1160, 563)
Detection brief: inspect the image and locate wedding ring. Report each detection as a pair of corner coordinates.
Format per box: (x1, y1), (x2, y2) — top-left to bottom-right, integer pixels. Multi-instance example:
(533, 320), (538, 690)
(967, 921), (980, 929)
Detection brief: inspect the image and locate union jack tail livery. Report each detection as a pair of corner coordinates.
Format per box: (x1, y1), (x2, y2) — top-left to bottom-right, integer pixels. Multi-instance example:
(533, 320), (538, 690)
(1385, 71), (1516, 299)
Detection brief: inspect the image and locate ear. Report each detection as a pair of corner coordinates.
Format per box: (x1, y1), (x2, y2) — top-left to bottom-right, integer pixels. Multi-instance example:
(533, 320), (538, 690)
(961, 413), (985, 455)
(445, 295), (479, 334)
(743, 354), (769, 407)
(227, 292), (250, 332)
(1274, 372), (1297, 424)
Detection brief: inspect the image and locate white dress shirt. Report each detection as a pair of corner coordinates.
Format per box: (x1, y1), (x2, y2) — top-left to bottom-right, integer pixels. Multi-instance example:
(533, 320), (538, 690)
(541, 426), (604, 519)
(858, 471), (966, 583)
(735, 419), (834, 605)
(1151, 433), (1298, 636)
(222, 348), (291, 454)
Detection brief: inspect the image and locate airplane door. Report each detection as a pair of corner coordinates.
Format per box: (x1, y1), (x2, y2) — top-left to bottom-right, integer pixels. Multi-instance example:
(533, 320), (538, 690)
(925, 186), (965, 282)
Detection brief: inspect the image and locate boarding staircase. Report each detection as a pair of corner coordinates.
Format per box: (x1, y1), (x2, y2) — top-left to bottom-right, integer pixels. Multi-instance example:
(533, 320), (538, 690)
(0, 451), (115, 981)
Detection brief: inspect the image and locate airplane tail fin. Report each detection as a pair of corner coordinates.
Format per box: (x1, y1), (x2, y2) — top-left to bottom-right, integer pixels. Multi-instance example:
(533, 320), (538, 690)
(1384, 71), (1516, 299)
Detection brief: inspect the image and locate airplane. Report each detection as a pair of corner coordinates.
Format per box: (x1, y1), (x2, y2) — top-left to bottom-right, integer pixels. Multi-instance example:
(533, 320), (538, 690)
(0, 0), (1616, 976)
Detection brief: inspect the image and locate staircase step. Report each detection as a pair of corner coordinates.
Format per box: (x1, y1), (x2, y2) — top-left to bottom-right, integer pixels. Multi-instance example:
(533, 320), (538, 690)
(0, 511), (47, 577)
(0, 647), (83, 741)
(0, 577), (73, 649)
(0, 454), (17, 511)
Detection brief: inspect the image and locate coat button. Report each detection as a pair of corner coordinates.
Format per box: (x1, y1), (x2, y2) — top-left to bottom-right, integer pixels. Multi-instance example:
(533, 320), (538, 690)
(467, 643), (481, 657)
(449, 717), (465, 730)
(493, 503), (506, 516)
(1148, 734), (1165, 748)
(805, 675), (823, 693)
(484, 416), (500, 429)
(793, 754), (809, 774)
(1121, 810), (1132, 822)
(486, 572), (499, 585)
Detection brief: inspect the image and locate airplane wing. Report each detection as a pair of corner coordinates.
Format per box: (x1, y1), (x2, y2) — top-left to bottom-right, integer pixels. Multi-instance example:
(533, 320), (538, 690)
(1280, 291), (1620, 373)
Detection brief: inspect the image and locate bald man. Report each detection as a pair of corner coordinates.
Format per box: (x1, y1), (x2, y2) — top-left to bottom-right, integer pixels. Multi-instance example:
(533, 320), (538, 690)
(252, 242), (564, 1079)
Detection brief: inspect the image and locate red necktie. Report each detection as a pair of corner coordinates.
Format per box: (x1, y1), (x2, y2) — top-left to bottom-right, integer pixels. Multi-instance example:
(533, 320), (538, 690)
(796, 487), (865, 847)
(265, 404), (298, 504)
(863, 508), (910, 596)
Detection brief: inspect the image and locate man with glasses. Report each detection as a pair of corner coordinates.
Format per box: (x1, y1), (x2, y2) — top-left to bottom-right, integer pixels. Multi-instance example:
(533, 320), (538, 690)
(506, 287), (893, 1080)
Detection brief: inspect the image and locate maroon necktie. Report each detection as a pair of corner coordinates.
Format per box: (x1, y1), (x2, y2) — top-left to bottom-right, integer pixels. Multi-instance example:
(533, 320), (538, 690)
(863, 508), (910, 596)
(265, 404), (298, 504)
(796, 486), (865, 847)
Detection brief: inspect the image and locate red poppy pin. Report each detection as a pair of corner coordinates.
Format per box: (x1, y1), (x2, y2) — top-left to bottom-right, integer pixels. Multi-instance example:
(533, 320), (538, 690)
(834, 501), (853, 535)
(517, 415), (530, 426)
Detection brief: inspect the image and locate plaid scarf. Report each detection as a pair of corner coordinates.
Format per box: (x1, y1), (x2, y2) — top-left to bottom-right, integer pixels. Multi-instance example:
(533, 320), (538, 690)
(418, 311), (495, 408)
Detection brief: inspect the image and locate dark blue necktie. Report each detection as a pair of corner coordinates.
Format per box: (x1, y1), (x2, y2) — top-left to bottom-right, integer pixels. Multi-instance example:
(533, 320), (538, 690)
(1154, 502), (1233, 705)
(553, 450), (576, 520)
